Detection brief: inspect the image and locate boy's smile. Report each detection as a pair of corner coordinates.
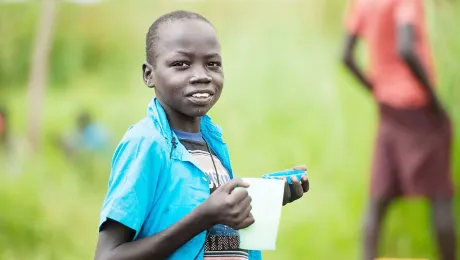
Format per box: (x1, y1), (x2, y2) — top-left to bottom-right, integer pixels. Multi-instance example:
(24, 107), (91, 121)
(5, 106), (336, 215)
(185, 88), (215, 106)
(143, 19), (223, 132)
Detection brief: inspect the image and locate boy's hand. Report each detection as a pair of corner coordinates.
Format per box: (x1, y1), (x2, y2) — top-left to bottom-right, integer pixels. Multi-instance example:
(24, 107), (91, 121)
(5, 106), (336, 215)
(282, 165), (309, 206)
(201, 178), (254, 230)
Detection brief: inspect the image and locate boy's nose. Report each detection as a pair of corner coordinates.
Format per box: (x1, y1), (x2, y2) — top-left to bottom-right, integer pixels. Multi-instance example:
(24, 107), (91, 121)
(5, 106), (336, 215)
(189, 65), (212, 84)
(189, 74), (212, 84)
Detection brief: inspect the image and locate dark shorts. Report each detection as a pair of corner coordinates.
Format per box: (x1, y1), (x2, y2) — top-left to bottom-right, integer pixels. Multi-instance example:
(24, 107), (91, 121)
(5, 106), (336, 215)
(370, 104), (454, 199)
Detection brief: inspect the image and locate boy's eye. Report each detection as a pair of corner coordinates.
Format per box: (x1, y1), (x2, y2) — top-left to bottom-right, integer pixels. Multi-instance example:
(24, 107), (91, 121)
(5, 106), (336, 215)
(208, 62), (222, 68)
(171, 61), (190, 68)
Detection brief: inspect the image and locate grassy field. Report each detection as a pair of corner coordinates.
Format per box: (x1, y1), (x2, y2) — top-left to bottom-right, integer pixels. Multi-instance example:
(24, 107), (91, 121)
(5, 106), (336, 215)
(0, 0), (459, 259)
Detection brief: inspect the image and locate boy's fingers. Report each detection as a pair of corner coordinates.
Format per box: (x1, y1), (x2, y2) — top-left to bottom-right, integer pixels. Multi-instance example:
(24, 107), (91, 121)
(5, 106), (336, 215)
(301, 176), (310, 192)
(230, 189), (250, 204)
(290, 176), (304, 199)
(222, 178), (249, 193)
(234, 215), (255, 230)
(235, 202), (252, 224)
(293, 165), (307, 171)
(282, 177), (290, 205)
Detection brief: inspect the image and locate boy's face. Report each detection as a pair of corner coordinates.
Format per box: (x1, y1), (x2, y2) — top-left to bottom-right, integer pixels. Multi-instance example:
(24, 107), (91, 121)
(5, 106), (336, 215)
(77, 113), (90, 130)
(145, 19), (223, 119)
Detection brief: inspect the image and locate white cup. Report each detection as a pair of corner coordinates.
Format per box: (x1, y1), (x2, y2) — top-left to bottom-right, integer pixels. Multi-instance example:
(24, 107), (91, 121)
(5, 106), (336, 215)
(238, 178), (285, 250)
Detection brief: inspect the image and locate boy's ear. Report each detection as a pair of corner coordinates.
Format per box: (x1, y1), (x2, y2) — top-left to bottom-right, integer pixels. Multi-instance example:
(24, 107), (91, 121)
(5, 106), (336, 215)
(142, 61), (155, 88)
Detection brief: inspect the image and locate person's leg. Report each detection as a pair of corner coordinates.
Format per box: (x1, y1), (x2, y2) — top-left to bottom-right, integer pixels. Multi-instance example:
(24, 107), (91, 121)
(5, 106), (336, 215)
(363, 197), (393, 260)
(430, 198), (456, 260)
(365, 105), (400, 260)
(397, 108), (456, 260)
(430, 116), (456, 260)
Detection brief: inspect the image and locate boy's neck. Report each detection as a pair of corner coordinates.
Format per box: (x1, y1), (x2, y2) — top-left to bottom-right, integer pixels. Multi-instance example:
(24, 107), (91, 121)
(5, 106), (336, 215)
(164, 109), (201, 133)
(155, 98), (202, 133)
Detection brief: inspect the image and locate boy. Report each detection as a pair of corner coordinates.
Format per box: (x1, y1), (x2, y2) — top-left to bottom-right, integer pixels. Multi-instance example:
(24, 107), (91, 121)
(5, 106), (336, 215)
(95, 10), (309, 260)
(341, 0), (456, 260)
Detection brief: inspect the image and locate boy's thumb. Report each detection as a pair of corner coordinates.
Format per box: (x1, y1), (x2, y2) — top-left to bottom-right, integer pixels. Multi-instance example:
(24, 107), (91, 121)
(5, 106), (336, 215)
(221, 178), (249, 193)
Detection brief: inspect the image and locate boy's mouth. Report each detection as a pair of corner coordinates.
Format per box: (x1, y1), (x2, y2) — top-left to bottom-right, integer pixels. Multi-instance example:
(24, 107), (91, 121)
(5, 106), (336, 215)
(191, 93), (211, 98)
(186, 91), (215, 105)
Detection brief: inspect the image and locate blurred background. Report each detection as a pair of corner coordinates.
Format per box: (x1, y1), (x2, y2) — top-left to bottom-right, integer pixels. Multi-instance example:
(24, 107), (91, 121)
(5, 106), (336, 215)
(0, 0), (459, 259)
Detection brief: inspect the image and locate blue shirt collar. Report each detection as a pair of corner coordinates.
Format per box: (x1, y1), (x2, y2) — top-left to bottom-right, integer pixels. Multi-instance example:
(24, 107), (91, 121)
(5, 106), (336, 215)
(147, 97), (223, 139)
(147, 97), (225, 161)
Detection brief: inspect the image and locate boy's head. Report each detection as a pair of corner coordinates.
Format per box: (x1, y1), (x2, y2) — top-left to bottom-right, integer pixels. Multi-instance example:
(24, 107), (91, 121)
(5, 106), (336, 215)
(77, 111), (91, 131)
(143, 10), (223, 119)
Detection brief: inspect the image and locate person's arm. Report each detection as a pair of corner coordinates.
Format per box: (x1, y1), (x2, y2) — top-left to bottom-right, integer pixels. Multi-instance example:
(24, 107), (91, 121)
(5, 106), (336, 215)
(397, 24), (442, 114)
(341, 1), (373, 92)
(95, 206), (212, 260)
(95, 175), (254, 260)
(395, 0), (444, 119)
(341, 34), (373, 92)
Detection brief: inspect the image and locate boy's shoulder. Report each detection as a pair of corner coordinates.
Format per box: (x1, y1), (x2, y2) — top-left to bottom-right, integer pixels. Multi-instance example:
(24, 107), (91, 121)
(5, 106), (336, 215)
(118, 117), (168, 148)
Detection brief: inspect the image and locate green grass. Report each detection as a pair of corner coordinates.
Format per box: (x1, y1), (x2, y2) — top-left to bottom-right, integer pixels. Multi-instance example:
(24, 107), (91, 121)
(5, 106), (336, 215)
(0, 0), (459, 259)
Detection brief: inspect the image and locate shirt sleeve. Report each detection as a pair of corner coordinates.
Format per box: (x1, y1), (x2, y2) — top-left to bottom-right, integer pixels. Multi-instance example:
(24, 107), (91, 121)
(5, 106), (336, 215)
(345, 0), (365, 35)
(99, 136), (165, 238)
(395, 0), (423, 26)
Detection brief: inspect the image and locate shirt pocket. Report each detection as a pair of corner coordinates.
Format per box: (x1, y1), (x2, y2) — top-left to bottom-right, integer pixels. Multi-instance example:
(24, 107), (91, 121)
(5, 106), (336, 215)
(168, 162), (210, 207)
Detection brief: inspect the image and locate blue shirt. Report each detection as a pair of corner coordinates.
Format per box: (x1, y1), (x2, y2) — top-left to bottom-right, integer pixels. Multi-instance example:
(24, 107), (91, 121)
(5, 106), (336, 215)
(99, 98), (262, 260)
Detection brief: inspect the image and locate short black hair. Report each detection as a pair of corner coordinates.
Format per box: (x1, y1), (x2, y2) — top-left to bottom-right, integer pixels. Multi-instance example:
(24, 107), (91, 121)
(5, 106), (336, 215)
(146, 10), (212, 65)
